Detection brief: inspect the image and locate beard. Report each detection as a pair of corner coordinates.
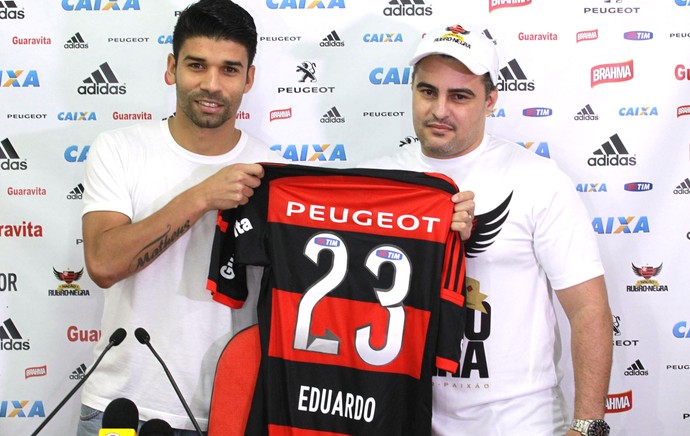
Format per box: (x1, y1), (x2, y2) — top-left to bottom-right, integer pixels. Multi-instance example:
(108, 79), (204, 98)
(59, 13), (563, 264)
(177, 89), (234, 129)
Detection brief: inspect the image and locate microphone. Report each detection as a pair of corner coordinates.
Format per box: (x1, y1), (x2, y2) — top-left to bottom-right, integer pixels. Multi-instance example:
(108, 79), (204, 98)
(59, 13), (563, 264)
(30, 328), (127, 436)
(99, 397), (139, 436)
(134, 327), (204, 436)
(139, 418), (173, 436)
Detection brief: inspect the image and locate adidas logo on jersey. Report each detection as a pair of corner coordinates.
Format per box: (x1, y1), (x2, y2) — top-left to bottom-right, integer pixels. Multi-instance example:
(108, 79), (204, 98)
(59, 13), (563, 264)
(624, 359), (648, 376)
(587, 134), (636, 166)
(574, 104), (598, 121)
(320, 30), (344, 47)
(321, 106), (345, 124)
(78, 62), (126, 95)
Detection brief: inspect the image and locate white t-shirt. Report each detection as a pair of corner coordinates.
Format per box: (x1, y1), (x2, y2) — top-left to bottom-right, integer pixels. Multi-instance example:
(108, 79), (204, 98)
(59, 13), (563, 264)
(81, 119), (281, 430)
(362, 134), (604, 436)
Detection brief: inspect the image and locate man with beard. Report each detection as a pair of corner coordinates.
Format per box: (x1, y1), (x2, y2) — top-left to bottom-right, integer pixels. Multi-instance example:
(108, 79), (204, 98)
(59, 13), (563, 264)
(362, 23), (612, 436)
(76, 1), (276, 434)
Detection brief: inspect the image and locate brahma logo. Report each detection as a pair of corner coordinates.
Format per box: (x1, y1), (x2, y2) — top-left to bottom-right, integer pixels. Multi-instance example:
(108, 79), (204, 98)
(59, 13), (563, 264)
(25, 366), (47, 379)
(369, 67), (412, 85)
(624, 31), (652, 40)
(266, 0), (345, 9)
(592, 216), (649, 234)
(522, 107), (552, 117)
(0, 70), (39, 87)
(61, 0), (141, 11)
(678, 105), (690, 117)
(271, 144), (347, 162)
(676, 64), (690, 80)
(591, 60), (633, 87)
(383, 0), (432, 16)
(270, 108), (292, 122)
(606, 391), (633, 413)
(489, 0), (531, 12)
(576, 29), (598, 43)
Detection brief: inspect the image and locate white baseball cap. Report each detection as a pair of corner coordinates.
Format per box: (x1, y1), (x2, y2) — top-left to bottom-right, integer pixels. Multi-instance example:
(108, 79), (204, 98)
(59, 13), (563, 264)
(409, 23), (499, 86)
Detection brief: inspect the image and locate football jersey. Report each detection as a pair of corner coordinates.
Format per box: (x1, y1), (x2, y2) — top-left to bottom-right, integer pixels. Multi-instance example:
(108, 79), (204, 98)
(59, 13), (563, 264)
(207, 164), (467, 435)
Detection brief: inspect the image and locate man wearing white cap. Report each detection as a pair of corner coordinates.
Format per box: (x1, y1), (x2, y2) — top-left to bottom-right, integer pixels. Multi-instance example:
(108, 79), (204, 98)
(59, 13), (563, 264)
(362, 23), (612, 436)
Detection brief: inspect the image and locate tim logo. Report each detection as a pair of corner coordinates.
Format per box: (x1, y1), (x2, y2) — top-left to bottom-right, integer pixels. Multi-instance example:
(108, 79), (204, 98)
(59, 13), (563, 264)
(606, 391), (633, 413)
(624, 31), (652, 40)
(270, 143), (347, 162)
(78, 62), (126, 95)
(517, 141), (550, 158)
(0, 70), (39, 87)
(624, 182), (652, 192)
(296, 62), (317, 82)
(489, 0), (531, 12)
(266, 0), (345, 9)
(61, 0), (141, 11)
(369, 67), (412, 85)
(497, 59), (535, 91)
(592, 216), (649, 234)
(522, 107), (552, 117)
(591, 60), (634, 87)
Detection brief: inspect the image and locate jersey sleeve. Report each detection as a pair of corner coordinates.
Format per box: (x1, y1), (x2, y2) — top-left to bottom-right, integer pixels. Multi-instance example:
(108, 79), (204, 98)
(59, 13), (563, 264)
(207, 209), (249, 308)
(435, 230), (467, 373)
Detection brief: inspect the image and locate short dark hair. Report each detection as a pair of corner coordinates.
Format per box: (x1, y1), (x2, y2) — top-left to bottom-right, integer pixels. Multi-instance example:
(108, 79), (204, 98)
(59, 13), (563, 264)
(172, 0), (258, 66)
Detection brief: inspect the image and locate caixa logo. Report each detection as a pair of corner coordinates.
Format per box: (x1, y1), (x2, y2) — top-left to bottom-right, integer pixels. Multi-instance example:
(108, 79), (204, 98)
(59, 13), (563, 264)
(0, 400), (45, 418)
(676, 0), (690, 5)
(369, 67), (412, 85)
(61, 0), (141, 11)
(0, 70), (39, 87)
(592, 216), (649, 234)
(270, 144), (347, 162)
(64, 145), (90, 162)
(266, 0), (345, 9)
(517, 142), (550, 158)
(158, 35), (172, 44)
(58, 111), (97, 121)
(673, 321), (690, 338)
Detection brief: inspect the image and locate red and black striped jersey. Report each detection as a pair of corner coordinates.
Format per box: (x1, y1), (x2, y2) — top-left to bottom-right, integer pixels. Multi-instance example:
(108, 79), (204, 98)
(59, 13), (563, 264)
(207, 164), (466, 435)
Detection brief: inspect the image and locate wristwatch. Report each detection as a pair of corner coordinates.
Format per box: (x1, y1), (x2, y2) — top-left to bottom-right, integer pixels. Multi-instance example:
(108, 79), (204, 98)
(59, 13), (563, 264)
(570, 419), (610, 436)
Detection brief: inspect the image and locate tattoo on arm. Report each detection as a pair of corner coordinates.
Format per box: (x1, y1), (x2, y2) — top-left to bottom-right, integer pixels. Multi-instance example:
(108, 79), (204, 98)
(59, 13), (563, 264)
(131, 221), (192, 271)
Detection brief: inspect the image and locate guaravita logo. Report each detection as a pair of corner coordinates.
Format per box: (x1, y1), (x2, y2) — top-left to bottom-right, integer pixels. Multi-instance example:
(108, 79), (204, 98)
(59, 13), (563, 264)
(0, 318), (30, 351)
(321, 30), (344, 47)
(383, 0), (432, 17)
(65, 32), (88, 49)
(575, 104), (598, 120)
(588, 133), (636, 167)
(321, 106), (345, 123)
(0, 1), (25, 19)
(78, 62), (126, 95)
(497, 59), (534, 91)
(0, 138), (27, 171)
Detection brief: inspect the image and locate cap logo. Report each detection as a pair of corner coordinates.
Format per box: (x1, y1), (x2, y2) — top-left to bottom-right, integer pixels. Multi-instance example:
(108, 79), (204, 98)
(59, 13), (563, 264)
(434, 25), (471, 48)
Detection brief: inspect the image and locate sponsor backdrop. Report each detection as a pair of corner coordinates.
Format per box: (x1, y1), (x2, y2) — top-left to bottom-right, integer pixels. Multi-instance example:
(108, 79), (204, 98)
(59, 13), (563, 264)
(1, 0), (689, 434)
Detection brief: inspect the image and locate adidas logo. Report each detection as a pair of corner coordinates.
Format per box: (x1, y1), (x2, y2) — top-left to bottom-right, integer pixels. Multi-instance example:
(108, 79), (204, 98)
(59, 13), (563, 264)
(70, 363), (87, 380)
(674, 178), (690, 195)
(1, 138), (27, 171)
(587, 133), (636, 167)
(67, 183), (84, 200)
(497, 59), (535, 92)
(0, 318), (30, 350)
(320, 106), (345, 124)
(77, 62), (126, 95)
(320, 30), (344, 47)
(0, 1), (25, 19)
(65, 32), (88, 49)
(624, 359), (648, 376)
(383, 0), (432, 17)
(574, 104), (599, 121)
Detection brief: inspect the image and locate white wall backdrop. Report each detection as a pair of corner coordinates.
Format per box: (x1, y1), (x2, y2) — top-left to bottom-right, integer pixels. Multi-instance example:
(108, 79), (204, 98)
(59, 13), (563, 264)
(1, 0), (689, 434)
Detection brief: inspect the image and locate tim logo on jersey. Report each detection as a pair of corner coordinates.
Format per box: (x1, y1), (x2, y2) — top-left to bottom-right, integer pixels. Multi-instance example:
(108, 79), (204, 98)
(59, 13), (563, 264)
(433, 192), (512, 384)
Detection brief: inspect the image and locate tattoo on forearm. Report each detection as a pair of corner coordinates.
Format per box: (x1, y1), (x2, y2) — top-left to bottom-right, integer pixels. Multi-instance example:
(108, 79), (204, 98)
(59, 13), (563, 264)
(132, 221), (191, 271)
